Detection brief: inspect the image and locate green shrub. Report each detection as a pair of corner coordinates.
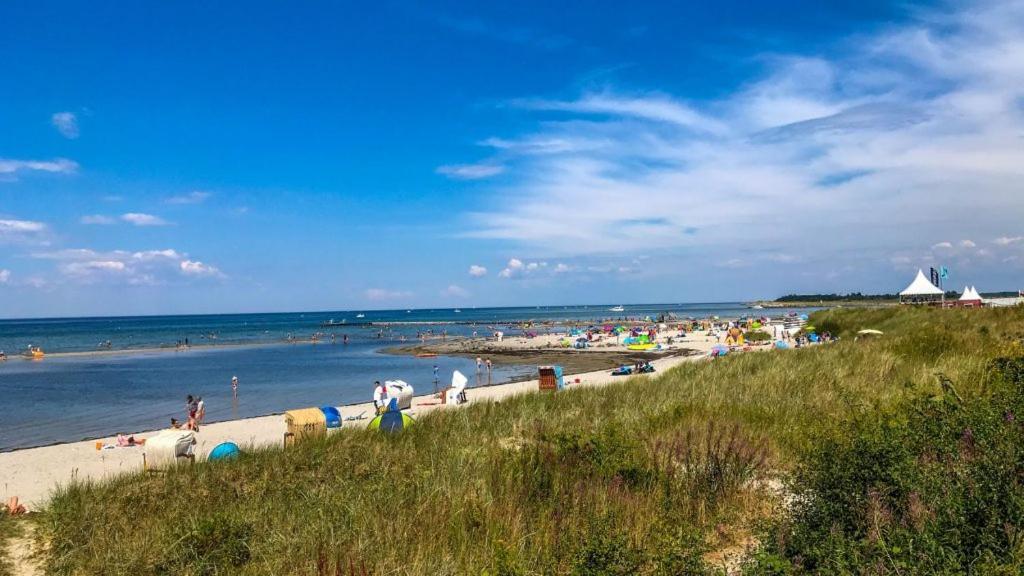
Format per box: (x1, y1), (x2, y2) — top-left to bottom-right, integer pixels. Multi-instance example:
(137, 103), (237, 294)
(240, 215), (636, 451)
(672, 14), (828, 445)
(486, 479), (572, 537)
(759, 356), (1024, 573)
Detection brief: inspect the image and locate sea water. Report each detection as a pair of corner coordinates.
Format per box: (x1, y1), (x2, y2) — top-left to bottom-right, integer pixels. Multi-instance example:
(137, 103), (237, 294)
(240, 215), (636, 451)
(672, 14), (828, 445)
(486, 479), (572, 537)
(0, 303), (808, 450)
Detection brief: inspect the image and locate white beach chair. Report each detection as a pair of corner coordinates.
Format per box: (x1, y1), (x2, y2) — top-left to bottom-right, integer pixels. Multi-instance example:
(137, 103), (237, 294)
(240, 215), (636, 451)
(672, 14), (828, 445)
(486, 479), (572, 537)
(446, 370), (469, 405)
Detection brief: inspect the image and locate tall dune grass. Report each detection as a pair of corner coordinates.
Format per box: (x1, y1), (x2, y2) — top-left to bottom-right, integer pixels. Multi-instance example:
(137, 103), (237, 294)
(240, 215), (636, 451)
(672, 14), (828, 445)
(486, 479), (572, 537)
(24, 305), (1024, 575)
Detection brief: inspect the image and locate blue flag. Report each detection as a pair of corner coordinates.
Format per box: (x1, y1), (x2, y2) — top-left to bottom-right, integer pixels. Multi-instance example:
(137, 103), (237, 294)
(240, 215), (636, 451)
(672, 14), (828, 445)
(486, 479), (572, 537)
(940, 266), (949, 279)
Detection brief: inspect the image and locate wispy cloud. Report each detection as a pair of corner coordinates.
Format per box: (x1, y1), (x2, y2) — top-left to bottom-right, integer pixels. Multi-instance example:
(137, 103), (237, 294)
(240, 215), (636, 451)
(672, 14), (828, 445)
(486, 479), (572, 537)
(0, 269), (10, 284)
(166, 191), (211, 205)
(121, 213), (169, 226)
(51, 112), (79, 139)
(458, 0), (1024, 272)
(437, 15), (571, 50)
(436, 163), (505, 180)
(364, 288), (414, 301)
(440, 284), (470, 298)
(0, 218), (47, 244)
(515, 91), (727, 135)
(80, 215), (115, 225)
(0, 158), (78, 177)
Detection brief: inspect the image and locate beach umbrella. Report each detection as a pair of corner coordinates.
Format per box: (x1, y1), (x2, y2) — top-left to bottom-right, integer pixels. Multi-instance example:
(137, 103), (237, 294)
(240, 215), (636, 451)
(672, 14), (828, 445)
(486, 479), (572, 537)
(857, 329), (884, 336)
(368, 398), (414, 434)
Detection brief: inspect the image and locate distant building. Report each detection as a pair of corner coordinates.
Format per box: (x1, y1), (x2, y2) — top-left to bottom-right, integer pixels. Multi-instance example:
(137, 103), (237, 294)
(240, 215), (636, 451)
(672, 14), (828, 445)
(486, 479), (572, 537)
(899, 269), (944, 305)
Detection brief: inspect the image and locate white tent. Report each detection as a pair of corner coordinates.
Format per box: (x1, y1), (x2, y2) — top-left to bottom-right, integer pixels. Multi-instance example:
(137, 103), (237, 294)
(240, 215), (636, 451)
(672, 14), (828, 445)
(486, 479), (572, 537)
(899, 269), (943, 297)
(959, 286), (983, 303)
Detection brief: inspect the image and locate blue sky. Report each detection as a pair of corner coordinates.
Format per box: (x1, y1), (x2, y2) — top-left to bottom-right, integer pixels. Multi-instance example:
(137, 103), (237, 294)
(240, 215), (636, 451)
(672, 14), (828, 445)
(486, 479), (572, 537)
(2, 1), (1024, 317)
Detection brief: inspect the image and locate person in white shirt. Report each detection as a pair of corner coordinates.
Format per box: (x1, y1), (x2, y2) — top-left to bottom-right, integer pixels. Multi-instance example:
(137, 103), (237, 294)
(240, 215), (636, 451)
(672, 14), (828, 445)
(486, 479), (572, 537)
(372, 380), (388, 413)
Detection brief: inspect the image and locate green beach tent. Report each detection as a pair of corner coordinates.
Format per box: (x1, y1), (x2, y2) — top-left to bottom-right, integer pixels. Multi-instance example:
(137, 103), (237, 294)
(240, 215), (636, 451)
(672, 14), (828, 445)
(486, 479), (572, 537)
(368, 398), (415, 434)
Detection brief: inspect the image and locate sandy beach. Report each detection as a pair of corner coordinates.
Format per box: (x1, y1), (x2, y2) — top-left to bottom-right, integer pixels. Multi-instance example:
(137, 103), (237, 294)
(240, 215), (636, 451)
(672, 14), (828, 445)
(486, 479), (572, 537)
(0, 328), (740, 507)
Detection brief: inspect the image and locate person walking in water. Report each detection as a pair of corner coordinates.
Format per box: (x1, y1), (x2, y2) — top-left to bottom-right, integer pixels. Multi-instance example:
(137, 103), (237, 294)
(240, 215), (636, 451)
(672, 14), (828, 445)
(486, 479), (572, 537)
(231, 375), (238, 395)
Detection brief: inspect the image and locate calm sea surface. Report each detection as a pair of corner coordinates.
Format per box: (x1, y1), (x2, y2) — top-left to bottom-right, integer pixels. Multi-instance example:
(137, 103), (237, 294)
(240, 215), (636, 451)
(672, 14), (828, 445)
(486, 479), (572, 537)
(0, 303), (811, 451)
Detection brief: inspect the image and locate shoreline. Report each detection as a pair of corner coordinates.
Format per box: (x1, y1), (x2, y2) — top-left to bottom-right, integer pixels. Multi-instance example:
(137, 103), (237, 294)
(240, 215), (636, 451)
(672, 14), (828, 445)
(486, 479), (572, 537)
(0, 352), (710, 507)
(0, 323), (766, 506)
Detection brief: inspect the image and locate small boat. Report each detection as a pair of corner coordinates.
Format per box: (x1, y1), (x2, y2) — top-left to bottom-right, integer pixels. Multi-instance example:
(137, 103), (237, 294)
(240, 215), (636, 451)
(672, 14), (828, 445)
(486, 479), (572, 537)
(454, 309), (461, 313)
(609, 305), (625, 312)
(25, 346), (44, 359)
(356, 313), (365, 319)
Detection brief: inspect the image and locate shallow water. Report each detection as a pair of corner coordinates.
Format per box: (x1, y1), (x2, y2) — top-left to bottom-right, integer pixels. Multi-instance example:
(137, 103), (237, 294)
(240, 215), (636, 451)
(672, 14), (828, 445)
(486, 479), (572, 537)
(0, 340), (524, 451)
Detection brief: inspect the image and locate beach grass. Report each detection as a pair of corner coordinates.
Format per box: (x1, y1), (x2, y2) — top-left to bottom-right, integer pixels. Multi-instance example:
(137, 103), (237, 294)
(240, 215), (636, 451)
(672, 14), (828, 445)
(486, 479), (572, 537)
(28, 305), (1024, 574)
(0, 510), (23, 576)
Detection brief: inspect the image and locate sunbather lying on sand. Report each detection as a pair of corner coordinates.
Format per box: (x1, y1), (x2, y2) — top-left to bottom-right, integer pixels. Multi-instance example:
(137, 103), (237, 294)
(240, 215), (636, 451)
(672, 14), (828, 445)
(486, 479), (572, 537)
(3, 496), (26, 516)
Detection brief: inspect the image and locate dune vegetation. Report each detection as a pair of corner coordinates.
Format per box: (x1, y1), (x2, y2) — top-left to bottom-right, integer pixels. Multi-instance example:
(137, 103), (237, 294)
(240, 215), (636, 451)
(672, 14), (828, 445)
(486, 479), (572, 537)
(5, 305), (1024, 574)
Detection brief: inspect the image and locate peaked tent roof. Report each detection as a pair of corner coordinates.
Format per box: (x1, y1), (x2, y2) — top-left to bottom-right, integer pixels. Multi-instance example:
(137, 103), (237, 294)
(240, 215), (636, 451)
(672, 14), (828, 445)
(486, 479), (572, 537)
(900, 269), (944, 296)
(969, 286), (983, 301)
(959, 286), (977, 301)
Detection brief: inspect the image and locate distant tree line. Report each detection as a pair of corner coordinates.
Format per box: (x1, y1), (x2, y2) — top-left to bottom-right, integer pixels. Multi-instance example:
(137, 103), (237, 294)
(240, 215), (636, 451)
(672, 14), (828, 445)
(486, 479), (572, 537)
(774, 293), (897, 302)
(776, 290), (1020, 302)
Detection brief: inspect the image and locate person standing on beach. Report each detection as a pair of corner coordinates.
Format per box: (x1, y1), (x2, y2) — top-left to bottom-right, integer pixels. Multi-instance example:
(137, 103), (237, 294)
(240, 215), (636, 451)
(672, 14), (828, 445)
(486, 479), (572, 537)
(196, 397), (206, 427)
(186, 395), (198, 430)
(373, 381), (387, 412)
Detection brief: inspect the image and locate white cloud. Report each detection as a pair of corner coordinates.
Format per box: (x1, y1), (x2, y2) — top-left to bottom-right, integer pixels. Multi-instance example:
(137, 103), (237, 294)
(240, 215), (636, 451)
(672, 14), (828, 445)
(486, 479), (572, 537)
(0, 219), (47, 244)
(468, 264), (488, 277)
(80, 215), (115, 225)
(517, 91), (727, 135)
(455, 1), (1024, 277)
(0, 158), (77, 176)
(498, 257), (525, 278)
(553, 263), (571, 273)
(33, 247), (222, 285)
(61, 260), (128, 281)
(960, 239), (977, 248)
(121, 213), (169, 226)
(436, 163), (505, 180)
(166, 191), (211, 205)
(179, 259), (222, 277)
(995, 236), (1024, 246)
(51, 112), (79, 139)
(0, 269), (10, 284)
(364, 288), (413, 301)
(932, 241), (954, 249)
(440, 284), (470, 298)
